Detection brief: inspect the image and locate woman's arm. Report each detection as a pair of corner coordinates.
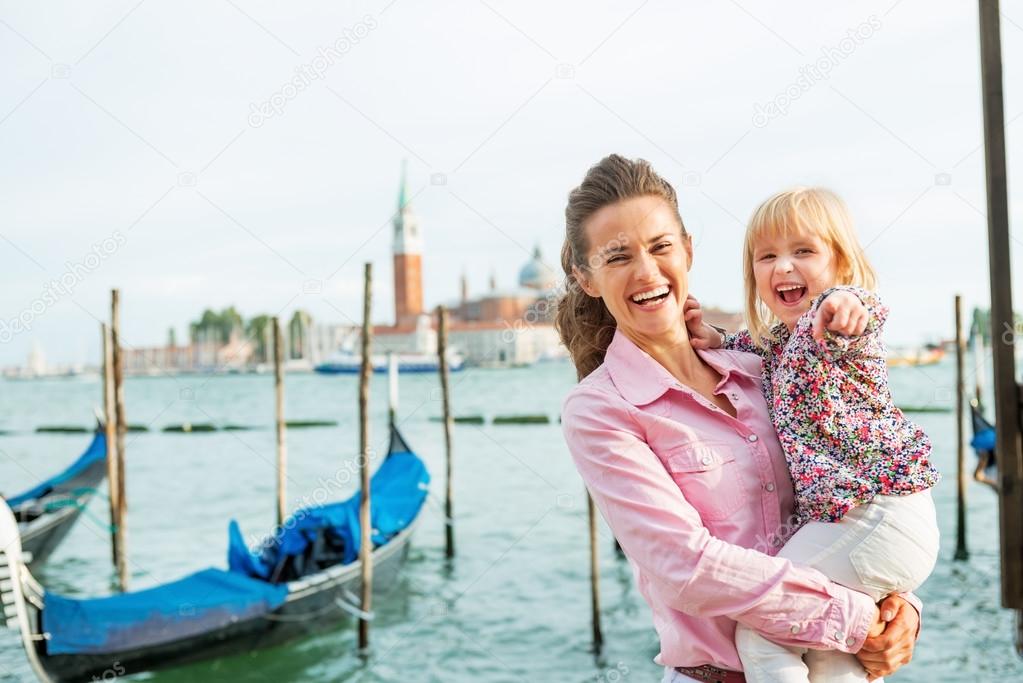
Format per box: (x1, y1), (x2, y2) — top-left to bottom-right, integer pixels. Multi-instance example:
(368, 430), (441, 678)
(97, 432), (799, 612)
(562, 388), (878, 654)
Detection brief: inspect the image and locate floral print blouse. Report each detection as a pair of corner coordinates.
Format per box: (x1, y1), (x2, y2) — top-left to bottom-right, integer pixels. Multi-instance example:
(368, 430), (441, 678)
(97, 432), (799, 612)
(724, 286), (941, 524)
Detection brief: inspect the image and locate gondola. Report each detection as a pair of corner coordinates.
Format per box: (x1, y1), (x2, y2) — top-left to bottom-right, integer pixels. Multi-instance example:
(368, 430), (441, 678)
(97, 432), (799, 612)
(970, 401), (998, 490)
(0, 425), (429, 682)
(5, 428), (108, 570)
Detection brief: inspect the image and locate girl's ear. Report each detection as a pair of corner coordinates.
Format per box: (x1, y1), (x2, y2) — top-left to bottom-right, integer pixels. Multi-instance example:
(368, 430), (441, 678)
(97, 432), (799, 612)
(684, 234), (694, 272)
(571, 265), (599, 298)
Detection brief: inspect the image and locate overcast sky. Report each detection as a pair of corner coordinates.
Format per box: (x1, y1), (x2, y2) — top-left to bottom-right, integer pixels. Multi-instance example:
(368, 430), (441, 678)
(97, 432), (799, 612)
(1, 0), (1021, 366)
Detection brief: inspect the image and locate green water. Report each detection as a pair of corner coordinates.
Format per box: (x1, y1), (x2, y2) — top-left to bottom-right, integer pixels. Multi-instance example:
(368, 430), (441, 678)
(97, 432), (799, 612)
(1, 360), (1021, 682)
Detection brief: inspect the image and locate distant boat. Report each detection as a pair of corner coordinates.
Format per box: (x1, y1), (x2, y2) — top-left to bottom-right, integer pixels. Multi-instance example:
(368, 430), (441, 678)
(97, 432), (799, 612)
(5, 428), (107, 569)
(887, 345), (946, 367)
(0, 425), (429, 682)
(314, 350), (465, 374)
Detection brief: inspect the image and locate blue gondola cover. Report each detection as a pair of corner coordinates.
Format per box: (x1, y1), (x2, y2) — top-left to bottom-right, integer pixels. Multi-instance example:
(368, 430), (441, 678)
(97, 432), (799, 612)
(971, 427), (996, 452)
(6, 432), (106, 508)
(43, 568), (288, 655)
(229, 450), (430, 579)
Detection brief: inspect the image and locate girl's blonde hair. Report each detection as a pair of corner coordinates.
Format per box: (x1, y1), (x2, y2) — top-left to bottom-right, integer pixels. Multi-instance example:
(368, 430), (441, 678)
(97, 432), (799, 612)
(743, 187), (877, 346)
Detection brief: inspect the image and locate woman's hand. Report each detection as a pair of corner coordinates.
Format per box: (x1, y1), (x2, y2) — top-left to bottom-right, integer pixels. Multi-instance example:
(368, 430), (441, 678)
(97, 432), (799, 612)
(855, 594), (920, 681)
(683, 295), (723, 349)
(811, 290), (869, 342)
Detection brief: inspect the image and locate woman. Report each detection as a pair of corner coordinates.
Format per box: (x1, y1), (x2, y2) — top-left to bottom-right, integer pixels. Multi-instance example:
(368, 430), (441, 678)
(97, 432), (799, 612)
(556, 155), (920, 682)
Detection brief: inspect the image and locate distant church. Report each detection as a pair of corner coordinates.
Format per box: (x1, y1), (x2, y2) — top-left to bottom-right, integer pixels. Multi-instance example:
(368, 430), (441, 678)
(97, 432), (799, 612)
(374, 163), (564, 366)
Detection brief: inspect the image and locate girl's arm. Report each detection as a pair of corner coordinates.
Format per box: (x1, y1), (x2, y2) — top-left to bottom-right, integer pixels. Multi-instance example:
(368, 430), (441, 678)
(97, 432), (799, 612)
(807, 286), (888, 361)
(561, 387), (877, 654)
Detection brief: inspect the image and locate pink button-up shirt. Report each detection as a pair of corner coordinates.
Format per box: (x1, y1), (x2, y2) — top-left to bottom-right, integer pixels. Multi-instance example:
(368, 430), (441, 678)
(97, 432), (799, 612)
(561, 329), (878, 670)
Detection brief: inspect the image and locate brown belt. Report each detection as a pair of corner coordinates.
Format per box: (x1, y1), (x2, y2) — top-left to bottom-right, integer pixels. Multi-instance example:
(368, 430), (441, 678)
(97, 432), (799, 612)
(674, 664), (746, 683)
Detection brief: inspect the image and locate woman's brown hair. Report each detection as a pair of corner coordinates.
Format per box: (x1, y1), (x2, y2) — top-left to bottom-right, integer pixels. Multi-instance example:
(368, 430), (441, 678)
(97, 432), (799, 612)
(555, 154), (687, 379)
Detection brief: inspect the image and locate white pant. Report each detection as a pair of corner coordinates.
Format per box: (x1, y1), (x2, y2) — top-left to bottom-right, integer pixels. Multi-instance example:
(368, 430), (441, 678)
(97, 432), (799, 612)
(736, 490), (939, 683)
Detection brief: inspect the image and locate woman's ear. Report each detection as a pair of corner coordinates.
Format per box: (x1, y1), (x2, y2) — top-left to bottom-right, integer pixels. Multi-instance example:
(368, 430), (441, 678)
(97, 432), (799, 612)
(571, 265), (599, 298)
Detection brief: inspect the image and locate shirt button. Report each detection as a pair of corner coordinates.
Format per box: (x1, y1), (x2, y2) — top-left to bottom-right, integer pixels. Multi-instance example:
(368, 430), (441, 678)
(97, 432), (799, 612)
(701, 455), (712, 465)
(765, 482), (776, 492)
(747, 434), (759, 443)
(846, 637), (856, 647)
(834, 631), (844, 642)
(790, 624), (800, 634)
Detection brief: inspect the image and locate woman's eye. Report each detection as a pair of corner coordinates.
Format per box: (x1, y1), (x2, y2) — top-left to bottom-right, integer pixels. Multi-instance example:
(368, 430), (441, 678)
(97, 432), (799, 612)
(607, 255), (625, 264)
(652, 242), (671, 252)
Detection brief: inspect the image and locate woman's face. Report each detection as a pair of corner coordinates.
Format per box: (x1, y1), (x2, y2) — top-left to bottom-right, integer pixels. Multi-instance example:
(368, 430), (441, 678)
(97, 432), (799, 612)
(574, 195), (693, 345)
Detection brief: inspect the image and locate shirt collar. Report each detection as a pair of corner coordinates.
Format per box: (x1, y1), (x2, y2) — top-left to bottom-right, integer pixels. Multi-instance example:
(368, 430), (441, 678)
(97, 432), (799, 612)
(603, 328), (761, 406)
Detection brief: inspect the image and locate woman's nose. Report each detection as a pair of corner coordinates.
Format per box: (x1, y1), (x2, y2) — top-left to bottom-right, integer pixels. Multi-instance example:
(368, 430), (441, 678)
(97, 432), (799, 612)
(633, 251), (659, 280)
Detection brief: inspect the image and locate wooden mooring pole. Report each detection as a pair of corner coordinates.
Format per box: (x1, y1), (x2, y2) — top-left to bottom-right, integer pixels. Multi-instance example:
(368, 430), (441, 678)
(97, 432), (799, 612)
(100, 323), (126, 590)
(436, 305), (455, 559)
(588, 493), (603, 652)
(978, 0), (1023, 649)
(388, 352), (398, 429)
(110, 290), (128, 590)
(358, 263), (373, 651)
(955, 296), (970, 561)
(273, 317), (287, 528)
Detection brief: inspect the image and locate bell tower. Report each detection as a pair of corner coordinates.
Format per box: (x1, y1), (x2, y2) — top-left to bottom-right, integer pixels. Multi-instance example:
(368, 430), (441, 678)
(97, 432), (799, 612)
(393, 160), (423, 327)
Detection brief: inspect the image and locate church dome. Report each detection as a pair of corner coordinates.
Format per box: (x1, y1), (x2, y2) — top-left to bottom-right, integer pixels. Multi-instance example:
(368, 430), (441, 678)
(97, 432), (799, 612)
(518, 246), (559, 290)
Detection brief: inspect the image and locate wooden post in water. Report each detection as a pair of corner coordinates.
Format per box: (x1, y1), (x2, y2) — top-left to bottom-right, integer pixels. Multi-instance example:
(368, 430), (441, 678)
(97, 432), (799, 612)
(273, 317), (287, 528)
(972, 309), (987, 409)
(110, 290), (128, 589)
(588, 493), (603, 652)
(978, 0), (1023, 636)
(436, 305), (455, 559)
(955, 296), (970, 561)
(358, 263), (373, 651)
(388, 352), (398, 429)
(100, 323), (126, 590)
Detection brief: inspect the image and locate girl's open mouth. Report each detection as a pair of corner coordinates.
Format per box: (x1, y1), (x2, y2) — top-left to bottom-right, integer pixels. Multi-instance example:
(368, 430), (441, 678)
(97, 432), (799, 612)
(776, 285), (807, 306)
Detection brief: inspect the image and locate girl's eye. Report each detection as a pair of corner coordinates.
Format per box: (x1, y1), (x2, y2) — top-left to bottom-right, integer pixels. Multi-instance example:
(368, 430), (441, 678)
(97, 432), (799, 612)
(757, 254), (775, 261)
(796, 248), (814, 255)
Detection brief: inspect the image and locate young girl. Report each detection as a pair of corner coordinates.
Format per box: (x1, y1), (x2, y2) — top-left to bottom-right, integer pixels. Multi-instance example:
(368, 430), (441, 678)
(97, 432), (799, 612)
(686, 187), (941, 683)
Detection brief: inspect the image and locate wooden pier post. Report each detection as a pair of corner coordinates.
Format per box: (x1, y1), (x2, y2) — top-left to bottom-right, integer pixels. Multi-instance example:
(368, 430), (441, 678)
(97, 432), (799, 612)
(436, 305), (455, 559)
(972, 309), (987, 409)
(955, 295), (970, 561)
(273, 317), (287, 528)
(110, 290), (128, 590)
(588, 493), (603, 652)
(358, 263), (373, 651)
(100, 323), (126, 590)
(978, 0), (1023, 634)
(388, 352), (398, 429)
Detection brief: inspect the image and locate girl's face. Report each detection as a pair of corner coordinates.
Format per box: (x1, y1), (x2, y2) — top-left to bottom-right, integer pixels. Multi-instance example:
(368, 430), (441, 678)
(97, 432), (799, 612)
(573, 195), (693, 346)
(752, 228), (837, 330)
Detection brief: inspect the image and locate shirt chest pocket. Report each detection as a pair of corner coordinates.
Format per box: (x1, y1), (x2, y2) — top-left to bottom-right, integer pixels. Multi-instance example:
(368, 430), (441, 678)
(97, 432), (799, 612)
(665, 443), (747, 521)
